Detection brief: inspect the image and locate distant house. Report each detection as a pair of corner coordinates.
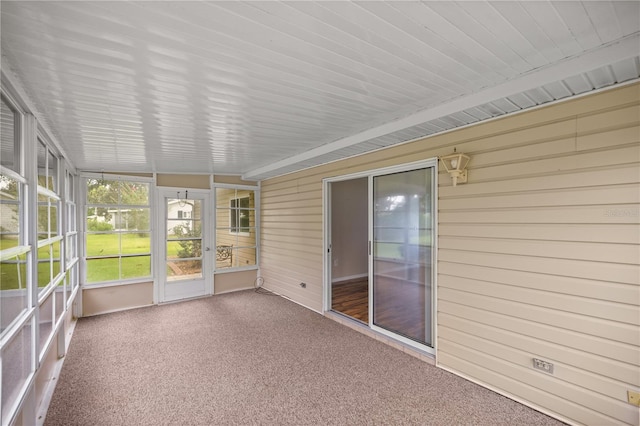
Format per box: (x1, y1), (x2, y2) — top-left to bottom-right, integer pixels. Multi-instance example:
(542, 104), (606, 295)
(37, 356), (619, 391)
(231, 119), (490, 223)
(166, 199), (194, 234)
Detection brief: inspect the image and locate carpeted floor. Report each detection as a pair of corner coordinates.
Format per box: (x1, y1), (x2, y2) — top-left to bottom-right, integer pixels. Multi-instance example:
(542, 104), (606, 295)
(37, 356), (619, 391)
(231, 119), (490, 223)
(45, 290), (565, 425)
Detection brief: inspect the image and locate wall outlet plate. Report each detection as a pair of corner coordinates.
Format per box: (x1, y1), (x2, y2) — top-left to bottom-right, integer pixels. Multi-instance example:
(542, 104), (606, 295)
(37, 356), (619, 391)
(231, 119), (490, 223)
(628, 390), (640, 406)
(532, 358), (554, 374)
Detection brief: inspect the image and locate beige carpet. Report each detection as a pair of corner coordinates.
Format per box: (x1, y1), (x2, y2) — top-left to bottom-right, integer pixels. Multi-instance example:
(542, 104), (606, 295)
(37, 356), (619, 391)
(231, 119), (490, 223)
(45, 290), (564, 425)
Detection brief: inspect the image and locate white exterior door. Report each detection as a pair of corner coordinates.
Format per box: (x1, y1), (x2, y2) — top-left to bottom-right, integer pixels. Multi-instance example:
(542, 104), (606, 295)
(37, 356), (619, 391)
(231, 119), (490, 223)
(158, 189), (212, 302)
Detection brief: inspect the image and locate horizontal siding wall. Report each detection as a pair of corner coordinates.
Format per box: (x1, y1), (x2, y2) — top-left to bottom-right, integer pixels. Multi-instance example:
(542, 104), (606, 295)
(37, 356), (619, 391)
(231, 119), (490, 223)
(259, 82), (640, 425)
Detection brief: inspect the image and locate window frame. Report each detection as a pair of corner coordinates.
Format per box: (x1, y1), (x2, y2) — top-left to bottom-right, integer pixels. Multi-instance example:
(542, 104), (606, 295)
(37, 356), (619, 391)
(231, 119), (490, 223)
(214, 184), (259, 272)
(229, 195), (251, 236)
(35, 136), (63, 298)
(82, 173), (154, 287)
(64, 168), (79, 305)
(0, 86), (36, 426)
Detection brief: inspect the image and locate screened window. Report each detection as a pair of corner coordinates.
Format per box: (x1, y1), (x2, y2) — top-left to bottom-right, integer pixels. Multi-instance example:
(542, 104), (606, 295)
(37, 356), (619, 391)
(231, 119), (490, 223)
(64, 170), (79, 304)
(1, 95), (19, 173)
(36, 140), (62, 297)
(37, 139), (57, 193)
(0, 91), (35, 426)
(85, 178), (151, 283)
(215, 188), (257, 269)
(1, 95), (29, 336)
(0, 97), (29, 333)
(0, 174), (28, 334)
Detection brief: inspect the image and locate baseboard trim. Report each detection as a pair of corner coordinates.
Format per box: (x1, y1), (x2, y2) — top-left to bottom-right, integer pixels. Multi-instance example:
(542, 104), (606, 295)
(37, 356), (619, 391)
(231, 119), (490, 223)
(331, 273), (367, 284)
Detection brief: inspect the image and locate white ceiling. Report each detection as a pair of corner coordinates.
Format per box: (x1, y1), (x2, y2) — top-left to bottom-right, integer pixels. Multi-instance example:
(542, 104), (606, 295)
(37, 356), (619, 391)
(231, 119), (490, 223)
(1, 1), (639, 180)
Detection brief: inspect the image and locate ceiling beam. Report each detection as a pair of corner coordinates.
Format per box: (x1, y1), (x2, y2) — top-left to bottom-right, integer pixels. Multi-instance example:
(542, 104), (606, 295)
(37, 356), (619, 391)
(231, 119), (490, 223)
(243, 33), (640, 180)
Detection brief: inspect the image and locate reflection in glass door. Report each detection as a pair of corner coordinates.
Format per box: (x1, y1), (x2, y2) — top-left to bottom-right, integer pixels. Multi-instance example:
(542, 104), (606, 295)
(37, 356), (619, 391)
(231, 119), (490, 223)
(372, 167), (434, 347)
(161, 191), (210, 302)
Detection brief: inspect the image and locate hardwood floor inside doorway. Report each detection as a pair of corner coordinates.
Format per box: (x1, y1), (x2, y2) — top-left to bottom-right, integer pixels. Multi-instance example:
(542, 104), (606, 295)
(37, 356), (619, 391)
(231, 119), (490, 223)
(331, 279), (368, 323)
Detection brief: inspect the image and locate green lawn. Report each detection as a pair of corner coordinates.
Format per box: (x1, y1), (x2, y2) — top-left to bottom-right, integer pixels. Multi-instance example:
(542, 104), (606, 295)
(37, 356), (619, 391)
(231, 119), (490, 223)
(85, 233), (152, 283)
(1, 238), (62, 290)
(1, 233), (155, 289)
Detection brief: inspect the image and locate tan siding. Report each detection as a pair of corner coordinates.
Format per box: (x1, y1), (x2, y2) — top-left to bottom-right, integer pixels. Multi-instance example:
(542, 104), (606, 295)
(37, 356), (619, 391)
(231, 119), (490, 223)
(438, 301), (639, 373)
(438, 262), (639, 304)
(438, 351), (620, 426)
(260, 83), (640, 425)
(440, 275), (638, 325)
(440, 184), (640, 210)
(439, 164), (639, 196)
(440, 314), (638, 384)
(439, 237), (639, 264)
(439, 249), (637, 284)
(439, 204), (639, 224)
(439, 223), (639, 244)
(438, 340), (638, 425)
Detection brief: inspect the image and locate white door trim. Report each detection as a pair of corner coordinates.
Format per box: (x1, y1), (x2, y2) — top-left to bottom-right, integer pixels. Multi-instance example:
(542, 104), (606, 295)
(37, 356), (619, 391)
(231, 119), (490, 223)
(156, 188), (213, 303)
(323, 157), (438, 355)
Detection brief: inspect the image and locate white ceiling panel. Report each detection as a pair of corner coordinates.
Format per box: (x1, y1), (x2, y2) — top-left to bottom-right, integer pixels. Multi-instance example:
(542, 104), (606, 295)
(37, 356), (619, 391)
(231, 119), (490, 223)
(1, 1), (638, 180)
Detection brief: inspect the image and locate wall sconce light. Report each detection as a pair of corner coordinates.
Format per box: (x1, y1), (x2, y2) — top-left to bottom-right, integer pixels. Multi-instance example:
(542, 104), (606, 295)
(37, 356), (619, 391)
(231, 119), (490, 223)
(440, 150), (470, 186)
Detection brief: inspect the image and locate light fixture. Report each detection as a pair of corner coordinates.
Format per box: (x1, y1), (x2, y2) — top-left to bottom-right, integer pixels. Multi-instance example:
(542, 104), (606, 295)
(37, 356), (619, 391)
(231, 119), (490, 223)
(440, 149), (470, 186)
(177, 190), (188, 207)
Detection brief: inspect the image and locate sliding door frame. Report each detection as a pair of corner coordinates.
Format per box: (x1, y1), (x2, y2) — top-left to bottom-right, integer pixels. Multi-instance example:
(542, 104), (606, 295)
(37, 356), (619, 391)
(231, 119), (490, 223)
(323, 169), (371, 313)
(369, 158), (438, 354)
(323, 157), (438, 355)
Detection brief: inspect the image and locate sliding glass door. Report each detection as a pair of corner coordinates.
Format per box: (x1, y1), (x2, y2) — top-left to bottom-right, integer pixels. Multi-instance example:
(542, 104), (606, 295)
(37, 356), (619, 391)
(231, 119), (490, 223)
(371, 165), (434, 347)
(325, 159), (436, 352)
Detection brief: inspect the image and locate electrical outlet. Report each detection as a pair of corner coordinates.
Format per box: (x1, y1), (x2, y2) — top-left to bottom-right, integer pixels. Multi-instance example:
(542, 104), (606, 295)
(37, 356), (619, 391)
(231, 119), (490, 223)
(532, 358), (554, 374)
(299, 282), (306, 288)
(628, 390), (640, 407)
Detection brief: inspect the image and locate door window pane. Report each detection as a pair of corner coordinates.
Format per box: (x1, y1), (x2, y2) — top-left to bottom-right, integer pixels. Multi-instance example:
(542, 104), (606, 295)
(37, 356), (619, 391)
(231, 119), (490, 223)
(373, 168), (433, 347)
(166, 259), (202, 281)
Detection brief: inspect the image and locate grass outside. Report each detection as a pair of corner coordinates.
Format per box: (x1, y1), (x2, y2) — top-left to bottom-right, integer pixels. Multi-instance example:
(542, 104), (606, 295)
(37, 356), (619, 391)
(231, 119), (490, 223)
(1, 233), (156, 289)
(84, 233), (153, 283)
(3, 233), (250, 288)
